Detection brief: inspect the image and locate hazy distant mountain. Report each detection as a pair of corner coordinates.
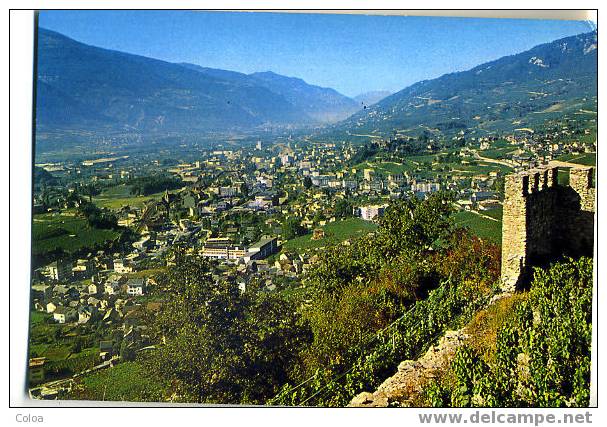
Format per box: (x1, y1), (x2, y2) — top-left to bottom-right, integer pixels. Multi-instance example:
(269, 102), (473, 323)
(180, 65), (360, 123)
(334, 31), (597, 139)
(353, 91), (392, 107)
(35, 28), (359, 135)
(249, 72), (359, 123)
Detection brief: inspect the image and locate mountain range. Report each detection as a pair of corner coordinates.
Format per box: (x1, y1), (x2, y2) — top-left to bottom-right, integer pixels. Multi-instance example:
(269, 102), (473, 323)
(331, 31), (597, 139)
(178, 64), (360, 124)
(35, 28), (359, 135)
(35, 28), (597, 143)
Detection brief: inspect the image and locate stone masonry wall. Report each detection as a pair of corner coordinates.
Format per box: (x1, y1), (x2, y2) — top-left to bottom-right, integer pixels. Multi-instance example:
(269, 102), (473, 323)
(500, 165), (595, 292)
(566, 167), (595, 256)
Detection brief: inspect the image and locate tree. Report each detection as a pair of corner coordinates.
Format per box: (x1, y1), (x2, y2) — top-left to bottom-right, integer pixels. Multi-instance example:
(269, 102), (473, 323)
(120, 341), (136, 362)
(240, 182), (249, 197)
(334, 199), (353, 219)
(145, 255), (310, 404)
(303, 176), (313, 189)
(81, 183), (100, 203)
(298, 193), (466, 376)
(377, 192), (455, 258)
(491, 176), (505, 200)
(71, 337), (83, 353)
(239, 292), (312, 402)
(129, 175), (182, 196)
(78, 201), (118, 229)
(145, 256), (248, 402)
(40, 185), (52, 208)
(312, 211), (326, 224)
(281, 217), (306, 240)
(34, 167), (58, 193)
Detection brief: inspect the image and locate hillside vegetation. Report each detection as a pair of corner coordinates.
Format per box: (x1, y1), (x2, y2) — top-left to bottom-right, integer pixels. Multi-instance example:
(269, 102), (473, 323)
(66, 192), (592, 407)
(422, 257), (593, 407)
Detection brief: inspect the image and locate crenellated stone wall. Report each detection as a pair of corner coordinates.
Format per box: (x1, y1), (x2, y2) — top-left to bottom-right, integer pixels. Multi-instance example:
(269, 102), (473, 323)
(500, 165), (595, 292)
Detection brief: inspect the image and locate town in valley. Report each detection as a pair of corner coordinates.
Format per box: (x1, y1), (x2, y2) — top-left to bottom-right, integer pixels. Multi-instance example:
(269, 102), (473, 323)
(26, 13), (597, 407)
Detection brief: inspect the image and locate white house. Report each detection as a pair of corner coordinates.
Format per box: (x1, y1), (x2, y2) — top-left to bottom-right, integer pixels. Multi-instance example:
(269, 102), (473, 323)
(88, 283), (99, 295)
(126, 279), (145, 296)
(53, 307), (77, 324)
(359, 204), (387, 221)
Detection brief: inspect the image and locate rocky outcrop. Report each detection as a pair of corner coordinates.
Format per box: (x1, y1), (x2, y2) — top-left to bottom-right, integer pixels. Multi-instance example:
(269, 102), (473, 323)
(349, 330), (469, 407)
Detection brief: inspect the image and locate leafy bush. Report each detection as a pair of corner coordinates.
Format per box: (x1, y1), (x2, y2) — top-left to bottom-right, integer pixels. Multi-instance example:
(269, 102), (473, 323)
(78, 202), (118, 229)
(271, 276), (494, 406)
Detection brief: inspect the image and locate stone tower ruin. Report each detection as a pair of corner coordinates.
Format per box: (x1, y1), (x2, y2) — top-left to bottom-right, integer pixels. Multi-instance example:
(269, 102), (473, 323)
(501, 165), (595, 291)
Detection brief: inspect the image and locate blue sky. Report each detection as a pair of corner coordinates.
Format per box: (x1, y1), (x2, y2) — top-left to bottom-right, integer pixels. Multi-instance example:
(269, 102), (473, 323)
(38, 11), (593, 97)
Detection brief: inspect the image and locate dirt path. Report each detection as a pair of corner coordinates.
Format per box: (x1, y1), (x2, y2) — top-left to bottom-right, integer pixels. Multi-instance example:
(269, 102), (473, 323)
(471, 150), (513, 168)
(548, 160), (594, 169)
(471, 210), (500, 222)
